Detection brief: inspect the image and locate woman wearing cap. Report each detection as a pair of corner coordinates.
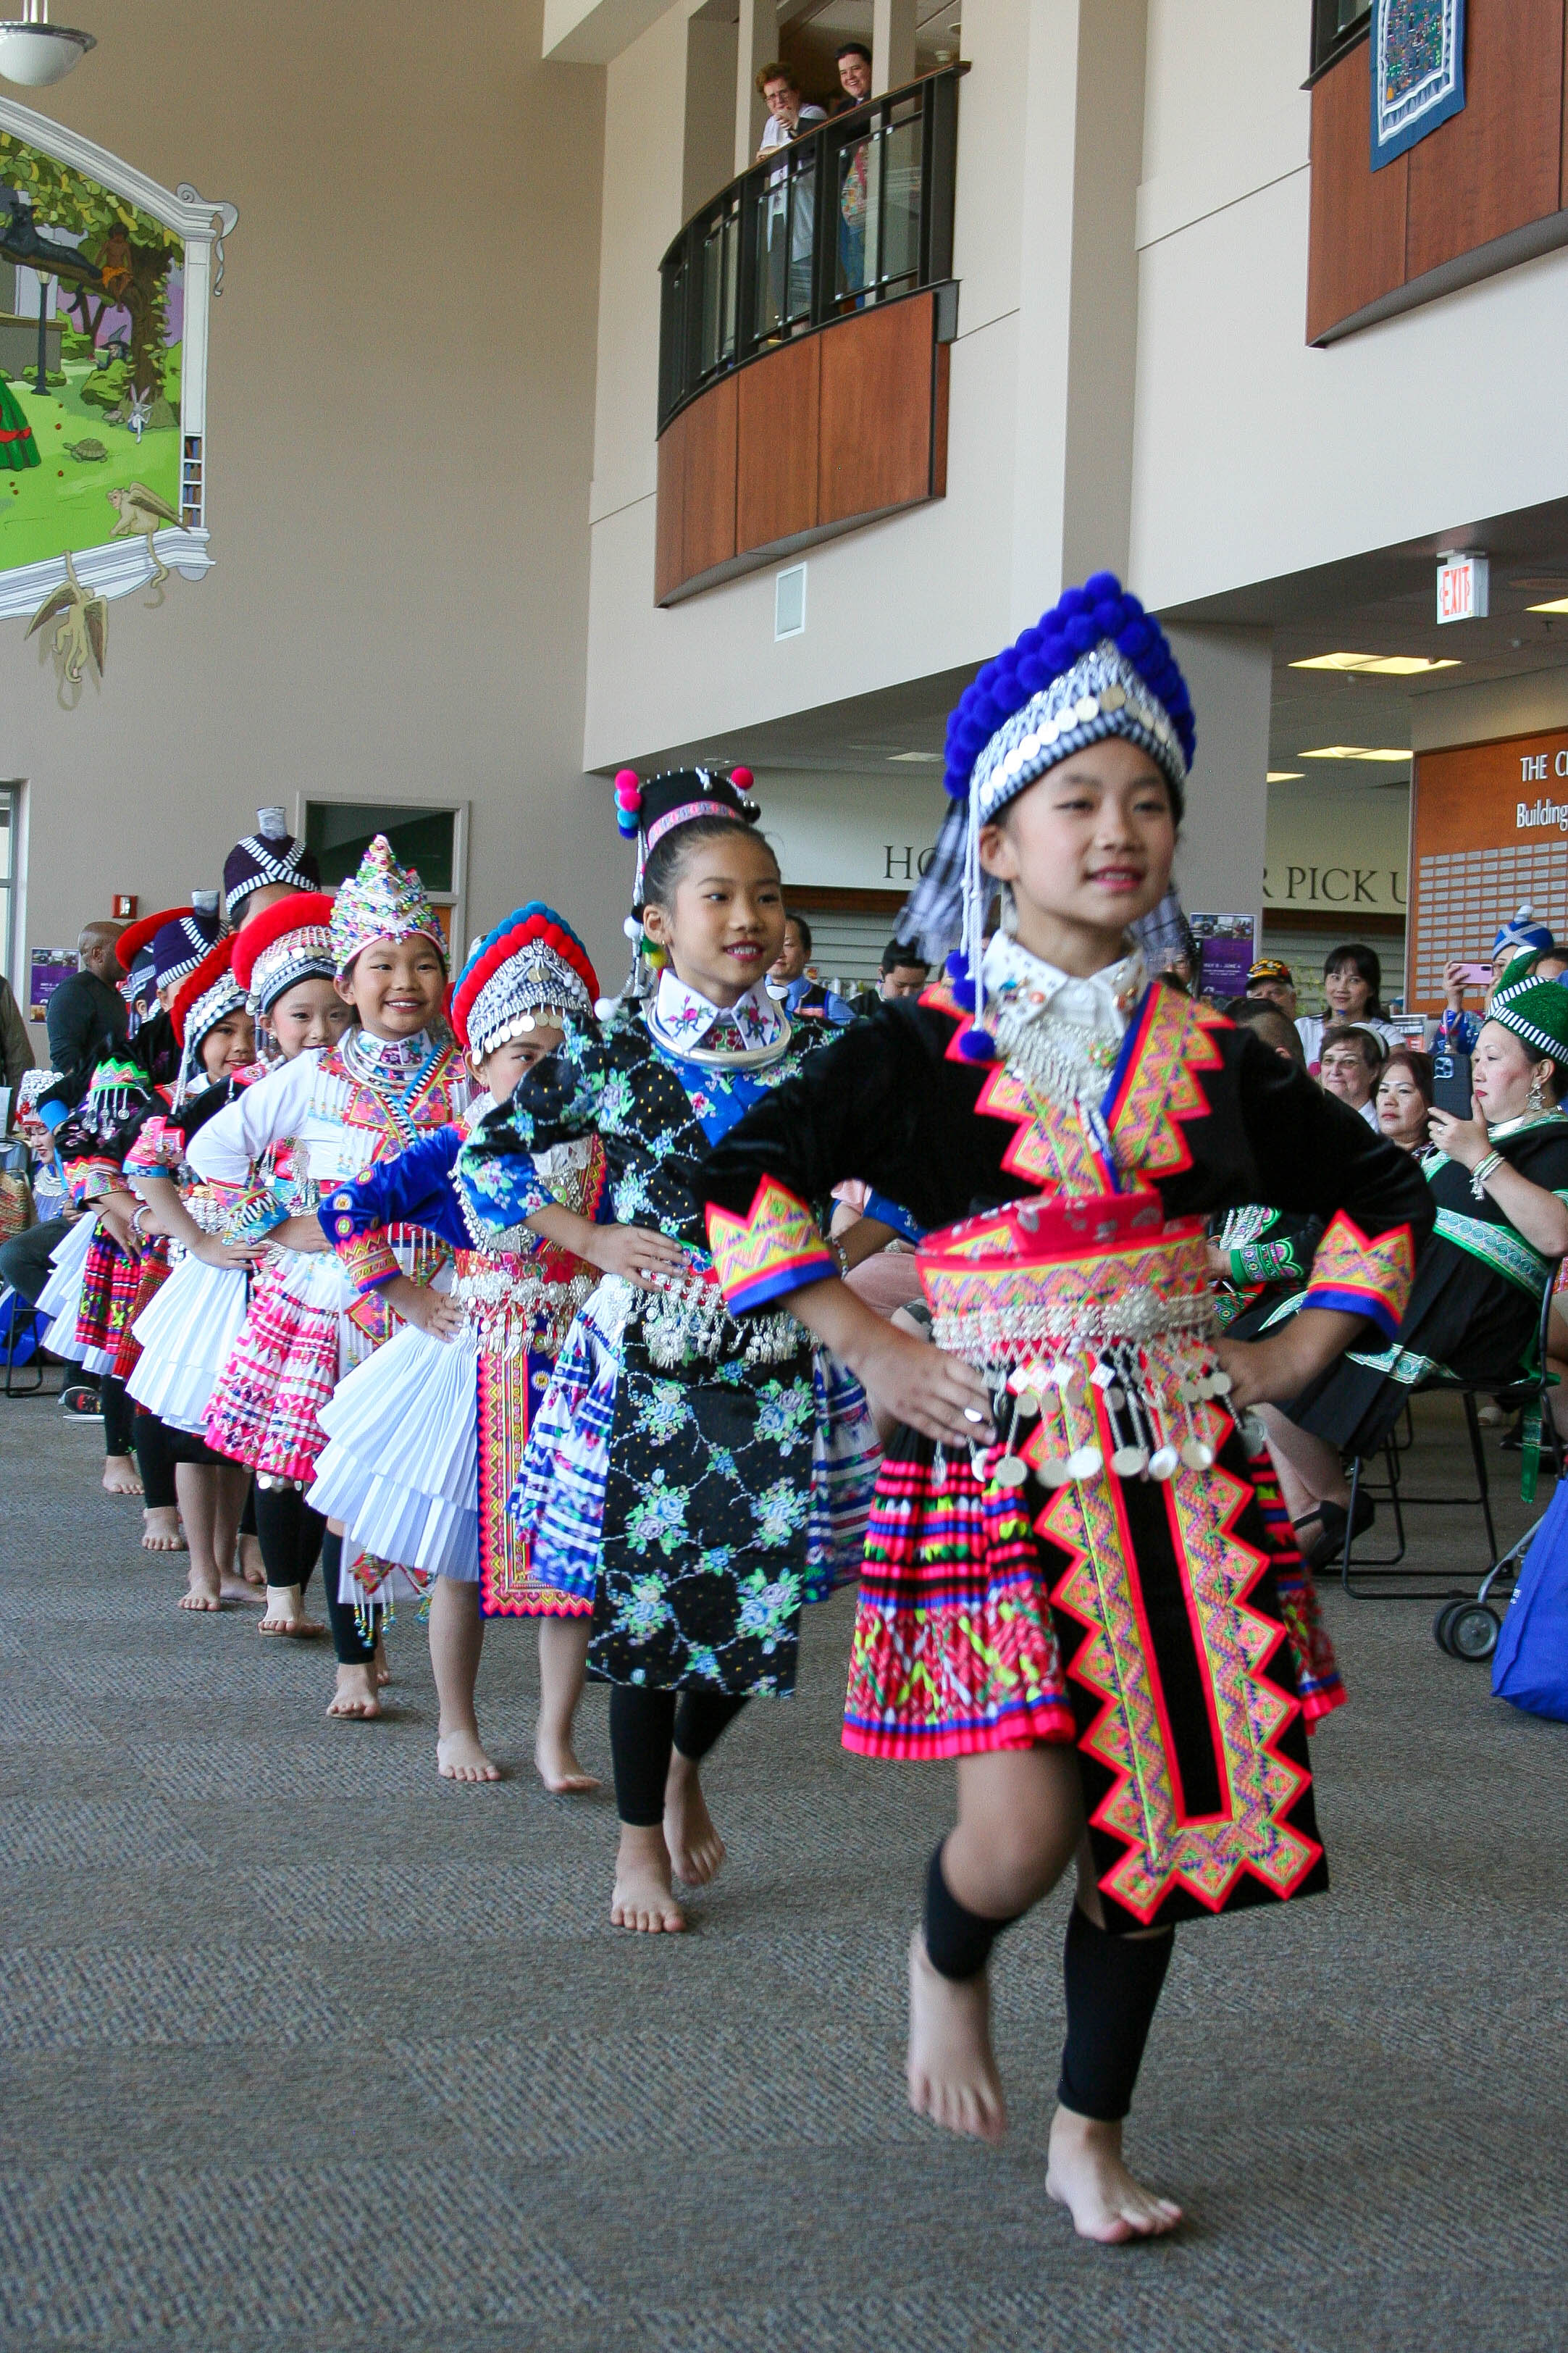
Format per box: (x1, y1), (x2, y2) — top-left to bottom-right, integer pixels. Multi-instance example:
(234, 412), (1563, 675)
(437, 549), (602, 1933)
(1263, 956), (1568, 1563)
(689, 574), (1431, 2241)
(189, 838), (474, 1716)
(308, 905), (609, 1790)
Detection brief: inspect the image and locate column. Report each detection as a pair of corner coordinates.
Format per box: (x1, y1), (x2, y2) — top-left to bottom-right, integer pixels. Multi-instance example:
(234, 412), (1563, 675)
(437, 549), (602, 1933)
(872, 0), (917, 93)
(1163, 624), (1273, 933)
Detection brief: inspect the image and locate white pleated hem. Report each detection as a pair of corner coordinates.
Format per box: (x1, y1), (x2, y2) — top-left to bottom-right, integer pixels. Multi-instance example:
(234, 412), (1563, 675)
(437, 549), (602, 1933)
(306, 1322), (480, 1578)
(127, 1256), (250, 1433)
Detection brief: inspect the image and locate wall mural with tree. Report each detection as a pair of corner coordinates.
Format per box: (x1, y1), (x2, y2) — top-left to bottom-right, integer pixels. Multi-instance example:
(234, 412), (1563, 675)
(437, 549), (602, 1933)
(0, 96), (235, 701)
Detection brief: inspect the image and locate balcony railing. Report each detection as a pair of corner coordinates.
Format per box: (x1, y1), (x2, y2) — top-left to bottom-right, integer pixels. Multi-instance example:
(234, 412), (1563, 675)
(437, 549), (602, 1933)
(658, 62), (965, 435)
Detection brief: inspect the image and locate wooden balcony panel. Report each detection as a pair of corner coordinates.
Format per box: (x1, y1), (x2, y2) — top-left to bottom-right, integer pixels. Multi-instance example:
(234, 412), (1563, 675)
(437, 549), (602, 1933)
(1405, 0), (1564, 280)
(1307, 35), (1407, 344)
(681, 370), (738, 581)
(654, 405), (687, 606)
(818, 289), (936, 527)
(736, 333), (820, 556)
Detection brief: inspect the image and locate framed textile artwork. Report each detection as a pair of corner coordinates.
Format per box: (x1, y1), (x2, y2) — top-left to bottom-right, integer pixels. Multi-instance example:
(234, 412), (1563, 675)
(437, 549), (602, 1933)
(1370, 0), (1467, 170)
(0, 95), (235, 637)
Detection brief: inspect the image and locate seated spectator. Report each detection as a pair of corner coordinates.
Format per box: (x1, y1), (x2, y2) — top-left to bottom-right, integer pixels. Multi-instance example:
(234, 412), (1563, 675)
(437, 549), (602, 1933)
(1318, 1022), (1383, 1127)
(1375, 1049), (1434, 1152)
(1296, 943), (1399, 1070)
(1257, 960), (1568, 1563)
(768, 911), (855, 1025)
(1207, 1000), (1320, 1327)
(1244, 957), (1297, 1020)
(852, 936), (930, 1013)
(1223, 995), (1304, 1066)
(0, 1067), (74, 1308)
(1438, 906), (1555, 1056)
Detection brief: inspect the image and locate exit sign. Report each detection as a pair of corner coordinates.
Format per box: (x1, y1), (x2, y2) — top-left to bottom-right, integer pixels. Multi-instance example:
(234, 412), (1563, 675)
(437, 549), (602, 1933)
(1438, 553), (1488, 624)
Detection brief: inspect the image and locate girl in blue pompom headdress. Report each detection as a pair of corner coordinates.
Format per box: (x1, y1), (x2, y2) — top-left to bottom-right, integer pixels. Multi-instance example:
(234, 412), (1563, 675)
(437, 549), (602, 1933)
(692, 574), (1435, 2241)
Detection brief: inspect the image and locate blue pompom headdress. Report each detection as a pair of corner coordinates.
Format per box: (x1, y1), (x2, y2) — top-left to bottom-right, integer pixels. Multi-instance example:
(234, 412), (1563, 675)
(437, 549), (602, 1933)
(918, 572), (1194, 1060)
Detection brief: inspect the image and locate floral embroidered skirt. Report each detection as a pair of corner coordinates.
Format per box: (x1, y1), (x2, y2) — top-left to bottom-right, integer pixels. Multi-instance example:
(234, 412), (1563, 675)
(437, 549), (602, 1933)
(112, 1240), (170, 1387)
(847, 1419), (1339, 1932)
(205, 1255), (343, 1486)
(517, 1283), (880, 1694)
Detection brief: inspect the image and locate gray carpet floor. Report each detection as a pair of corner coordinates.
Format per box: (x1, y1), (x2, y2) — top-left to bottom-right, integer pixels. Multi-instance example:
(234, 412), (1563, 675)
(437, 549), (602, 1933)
(3, 1382), (1567, 2352)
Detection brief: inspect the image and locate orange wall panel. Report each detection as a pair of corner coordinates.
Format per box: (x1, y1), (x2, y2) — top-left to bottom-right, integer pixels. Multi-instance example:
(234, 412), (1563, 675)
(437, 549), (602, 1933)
(654, 409), (687, 606)
(1307, 36), (1408, 343)
(1405, 0), (1564, 280)
(818, 291), (935, 527)
(680, 372), (739, 581)
(736, 333), (820, 554)
(1409, 727), (1568, 1010)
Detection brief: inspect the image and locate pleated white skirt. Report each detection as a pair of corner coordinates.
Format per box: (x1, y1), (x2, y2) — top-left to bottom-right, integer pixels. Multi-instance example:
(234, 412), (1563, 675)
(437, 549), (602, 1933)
(35, 1213), (97, 1363)
(307, 1321), (479, 1581)
(127, 1254), (251, 1434)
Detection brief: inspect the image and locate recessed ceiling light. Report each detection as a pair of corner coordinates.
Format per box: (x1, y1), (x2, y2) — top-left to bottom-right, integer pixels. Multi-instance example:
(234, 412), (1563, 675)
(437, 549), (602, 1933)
(888, 750), (943, 763)
(1266, 770), (1304, 782)
(1527, 597), (1568, 615)
(1290, 652), (1459, 675)
(1297, 745), (1412, 762)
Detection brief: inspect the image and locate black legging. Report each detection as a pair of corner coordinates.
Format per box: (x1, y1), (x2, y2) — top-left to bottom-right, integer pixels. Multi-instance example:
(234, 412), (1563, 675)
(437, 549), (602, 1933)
(254, 1484), (324, 1598)
(608, 1684), (749, 1826)
(100, 1374), (134, 1460)
(131, 1408), (177, 1509)
(319, 1529), (378, 1666)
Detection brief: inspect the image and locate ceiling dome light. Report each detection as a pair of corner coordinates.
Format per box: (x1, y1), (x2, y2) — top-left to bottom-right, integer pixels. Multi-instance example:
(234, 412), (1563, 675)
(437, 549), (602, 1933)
(0, 1), (95, 86)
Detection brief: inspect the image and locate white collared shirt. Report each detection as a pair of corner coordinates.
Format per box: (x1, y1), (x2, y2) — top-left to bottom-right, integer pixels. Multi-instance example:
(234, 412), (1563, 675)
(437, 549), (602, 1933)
(645, 969), (791, 1062)
(981, 932), (1148, 1047)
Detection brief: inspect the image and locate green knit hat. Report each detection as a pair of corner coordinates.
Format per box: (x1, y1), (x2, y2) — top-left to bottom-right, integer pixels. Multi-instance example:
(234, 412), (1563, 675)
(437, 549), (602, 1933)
(1488, 955), (1568, 1066)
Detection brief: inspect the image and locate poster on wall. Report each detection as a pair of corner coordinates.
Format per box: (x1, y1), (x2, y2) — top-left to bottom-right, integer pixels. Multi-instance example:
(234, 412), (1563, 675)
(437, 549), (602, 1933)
(0, 98), (235, 699)
(1371, 0), (1467, 171)
(28, 944), (75, 1021)
(1188, 912), (1256, 1001)
(1408, 727), (1568, 1013)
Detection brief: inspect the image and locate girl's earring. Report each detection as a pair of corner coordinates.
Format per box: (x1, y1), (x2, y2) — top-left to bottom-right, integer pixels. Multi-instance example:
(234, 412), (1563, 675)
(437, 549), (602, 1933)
(999, 882), (1018, 939)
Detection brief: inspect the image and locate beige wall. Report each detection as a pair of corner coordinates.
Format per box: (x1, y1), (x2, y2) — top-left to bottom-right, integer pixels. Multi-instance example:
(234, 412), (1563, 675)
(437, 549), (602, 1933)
(4, 0), (629, 1043)
(581, 0), (1164, 772)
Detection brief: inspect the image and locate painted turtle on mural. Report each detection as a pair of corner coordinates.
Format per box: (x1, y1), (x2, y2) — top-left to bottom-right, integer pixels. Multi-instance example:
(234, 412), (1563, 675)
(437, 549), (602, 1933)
(63, 438), (109, 462)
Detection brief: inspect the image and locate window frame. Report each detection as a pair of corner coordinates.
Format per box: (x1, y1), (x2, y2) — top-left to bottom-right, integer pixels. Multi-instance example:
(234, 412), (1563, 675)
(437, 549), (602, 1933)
(1308, 0), (1371, 83)
(0, 780), (18, 988)
(295, 795), (469, 972)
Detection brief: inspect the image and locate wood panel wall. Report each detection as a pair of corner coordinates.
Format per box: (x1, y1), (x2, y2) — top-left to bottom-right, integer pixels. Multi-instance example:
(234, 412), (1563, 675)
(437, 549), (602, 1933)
(1307, 0), (1568, 344)
(653, 290), (946, 605)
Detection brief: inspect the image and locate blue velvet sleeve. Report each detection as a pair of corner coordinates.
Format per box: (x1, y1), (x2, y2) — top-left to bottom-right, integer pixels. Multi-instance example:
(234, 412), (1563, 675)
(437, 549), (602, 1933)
(316, 1124), (470, 1276)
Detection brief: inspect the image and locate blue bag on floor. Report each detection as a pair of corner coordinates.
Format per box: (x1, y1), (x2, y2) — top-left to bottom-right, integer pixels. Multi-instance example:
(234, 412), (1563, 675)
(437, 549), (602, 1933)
(1493, 1477), (1568, 1722)
(0, 1285), (40, 1367)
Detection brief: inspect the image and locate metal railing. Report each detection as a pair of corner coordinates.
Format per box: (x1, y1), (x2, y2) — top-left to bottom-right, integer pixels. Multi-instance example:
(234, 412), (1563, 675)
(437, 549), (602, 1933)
(658, 62), (965, 434)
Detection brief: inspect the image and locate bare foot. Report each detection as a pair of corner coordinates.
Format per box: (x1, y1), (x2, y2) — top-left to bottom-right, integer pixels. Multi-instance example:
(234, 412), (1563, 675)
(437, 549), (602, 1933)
(1046, 2106), (1183, 2243)
(907, 1928), (1007, 2144)
(142, 1506), (186, 1553)
(257, 1584), (324, 1637)
(372, 1634), (390, 1688)
(327, 1663), (382, 1720)
(663, 1751), (726, 1885)
(103, 1455), (142, 1497)
(219, 1573), (263, 1606)
(534, 1729), (600, 1795)
(178, 1562), (222, 1613)
(611, 1825), (687, 1932)
(237, 1534), (267, 1588)
(438, 1728), (502, 1783)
